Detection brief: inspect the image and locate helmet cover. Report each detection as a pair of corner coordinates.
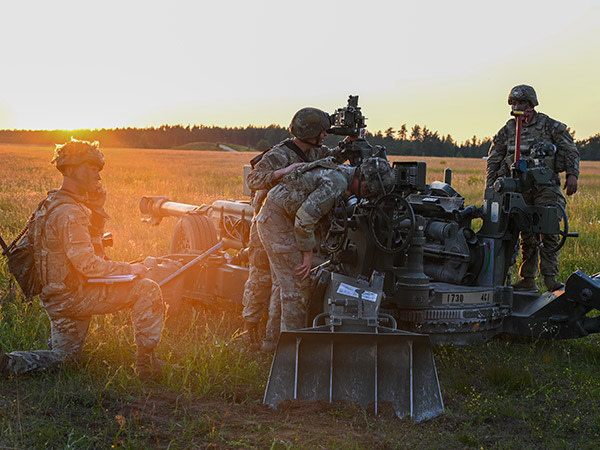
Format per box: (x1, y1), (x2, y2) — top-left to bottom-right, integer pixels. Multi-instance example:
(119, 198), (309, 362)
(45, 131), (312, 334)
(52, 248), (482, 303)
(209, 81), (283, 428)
(508, 84), (538, 107)
(51, 138), (105, 172)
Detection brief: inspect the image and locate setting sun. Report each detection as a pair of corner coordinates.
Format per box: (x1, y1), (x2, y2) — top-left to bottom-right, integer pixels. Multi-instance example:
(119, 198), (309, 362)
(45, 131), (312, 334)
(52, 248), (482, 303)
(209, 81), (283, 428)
(1, 0), (599, 142)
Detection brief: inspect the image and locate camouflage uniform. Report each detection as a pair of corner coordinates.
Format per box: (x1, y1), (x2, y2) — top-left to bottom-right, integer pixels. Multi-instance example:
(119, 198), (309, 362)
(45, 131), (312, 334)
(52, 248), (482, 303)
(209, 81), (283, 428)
(256, 160), (355, 338)
(243, 139), (344, 343)
(3, 189), (164, 375)
(486, 111), (580, 279)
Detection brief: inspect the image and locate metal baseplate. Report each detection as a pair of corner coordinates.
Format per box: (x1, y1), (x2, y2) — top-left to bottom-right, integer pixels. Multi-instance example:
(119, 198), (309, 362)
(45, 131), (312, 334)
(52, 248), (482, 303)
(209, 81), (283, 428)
(264, 272), (444, 421)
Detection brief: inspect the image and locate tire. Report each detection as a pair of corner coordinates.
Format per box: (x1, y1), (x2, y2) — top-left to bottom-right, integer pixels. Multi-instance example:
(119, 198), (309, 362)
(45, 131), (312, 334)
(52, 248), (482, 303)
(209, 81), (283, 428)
(170, 214), (218, 254)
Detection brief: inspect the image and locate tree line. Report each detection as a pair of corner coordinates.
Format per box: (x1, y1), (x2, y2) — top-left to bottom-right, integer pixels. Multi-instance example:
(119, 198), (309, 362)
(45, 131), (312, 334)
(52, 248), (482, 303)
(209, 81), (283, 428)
(1, 124), (599, 160)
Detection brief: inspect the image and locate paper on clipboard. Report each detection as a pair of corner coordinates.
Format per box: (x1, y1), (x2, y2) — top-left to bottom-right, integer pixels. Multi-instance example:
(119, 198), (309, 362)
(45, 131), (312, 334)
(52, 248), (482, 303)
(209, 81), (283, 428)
(87, 274), (138, 284)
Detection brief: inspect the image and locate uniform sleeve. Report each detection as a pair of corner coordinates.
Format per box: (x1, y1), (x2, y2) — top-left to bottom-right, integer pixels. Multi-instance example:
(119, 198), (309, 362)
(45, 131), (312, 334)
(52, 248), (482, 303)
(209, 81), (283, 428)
(552, 124), (580, 179)
(294, 182), (341, 252)
(246, 149), (290, 191)
(322, 145), (347, 164)
(59, 207), (132, 277)
(486, 127), (508, 188)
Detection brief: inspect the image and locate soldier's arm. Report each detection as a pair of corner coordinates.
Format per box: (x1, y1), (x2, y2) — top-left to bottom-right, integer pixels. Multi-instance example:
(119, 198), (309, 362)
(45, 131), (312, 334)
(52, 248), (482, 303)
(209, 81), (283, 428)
(553, 125), (580, 179)
(58, 206), (133, 278)
(246, 150), (292, 191)
(486, 129), (507, 188)
(322, 144), (348, 164)
(294, 182), (339, 252)
(553, 124), (580, 195)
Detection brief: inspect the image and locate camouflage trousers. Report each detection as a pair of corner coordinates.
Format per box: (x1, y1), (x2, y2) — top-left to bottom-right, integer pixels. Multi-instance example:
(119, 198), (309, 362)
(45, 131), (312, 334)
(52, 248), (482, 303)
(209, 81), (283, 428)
(5, 277), (164, 376)
(240, 246), (281, 344)
(519, 185), (567, 278)
(241, 223), (280, 324)
(257, 204), (311, 345)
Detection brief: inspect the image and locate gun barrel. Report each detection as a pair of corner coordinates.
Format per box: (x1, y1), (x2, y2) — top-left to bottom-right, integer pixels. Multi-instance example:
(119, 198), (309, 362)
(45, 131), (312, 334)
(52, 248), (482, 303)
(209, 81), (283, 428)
(140, 196), (205, 219)
(212, 200), (253, 219)
(140, 195), (254, 249)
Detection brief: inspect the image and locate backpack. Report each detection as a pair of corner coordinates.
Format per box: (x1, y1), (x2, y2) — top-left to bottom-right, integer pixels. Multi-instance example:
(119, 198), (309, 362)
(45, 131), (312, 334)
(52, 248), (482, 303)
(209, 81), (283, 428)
(3, 195), (72, 299)
(5, 230), (41, 299)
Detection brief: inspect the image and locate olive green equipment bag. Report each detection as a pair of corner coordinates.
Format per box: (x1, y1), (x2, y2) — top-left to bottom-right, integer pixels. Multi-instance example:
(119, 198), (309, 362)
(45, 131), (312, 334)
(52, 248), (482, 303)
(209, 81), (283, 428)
(1, 198), (69, 299)
(1, 227), (41, 299)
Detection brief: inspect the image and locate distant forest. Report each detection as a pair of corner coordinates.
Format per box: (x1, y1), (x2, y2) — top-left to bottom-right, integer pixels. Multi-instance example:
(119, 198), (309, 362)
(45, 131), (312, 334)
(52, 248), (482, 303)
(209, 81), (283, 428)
(1, 124), (599, 160)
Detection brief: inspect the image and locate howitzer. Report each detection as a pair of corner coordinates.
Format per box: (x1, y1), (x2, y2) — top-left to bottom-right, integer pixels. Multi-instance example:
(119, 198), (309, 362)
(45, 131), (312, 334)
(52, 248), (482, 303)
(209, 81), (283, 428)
(139, 149), (598, 419)
(138, 99), (599, 419)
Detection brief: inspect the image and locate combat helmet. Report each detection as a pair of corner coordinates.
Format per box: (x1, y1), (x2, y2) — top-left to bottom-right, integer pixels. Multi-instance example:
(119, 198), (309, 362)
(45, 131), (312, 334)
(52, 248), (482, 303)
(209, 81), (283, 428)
(289, 107), (331, 141)
(508, 84), (538, 107)
(359, 157), (395, 197)
(51, 138), (105, 173)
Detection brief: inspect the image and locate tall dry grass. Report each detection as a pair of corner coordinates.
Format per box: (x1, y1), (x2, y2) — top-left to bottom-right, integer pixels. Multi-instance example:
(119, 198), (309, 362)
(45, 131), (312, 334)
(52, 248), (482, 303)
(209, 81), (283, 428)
(1, 143), (600, 448)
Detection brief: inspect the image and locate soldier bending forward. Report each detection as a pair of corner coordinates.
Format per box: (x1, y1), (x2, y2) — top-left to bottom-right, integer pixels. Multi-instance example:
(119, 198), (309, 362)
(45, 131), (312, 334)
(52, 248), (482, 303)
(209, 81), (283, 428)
(256, 157), (395, 345)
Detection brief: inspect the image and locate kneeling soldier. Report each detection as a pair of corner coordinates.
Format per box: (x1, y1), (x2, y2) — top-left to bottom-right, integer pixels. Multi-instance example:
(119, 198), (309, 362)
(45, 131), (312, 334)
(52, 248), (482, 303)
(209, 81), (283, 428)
(0, 139), (165, 379)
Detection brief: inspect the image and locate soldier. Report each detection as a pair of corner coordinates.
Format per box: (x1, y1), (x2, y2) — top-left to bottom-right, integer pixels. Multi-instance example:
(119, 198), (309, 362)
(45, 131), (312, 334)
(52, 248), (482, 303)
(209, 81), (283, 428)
(241, 107), (347, 350)
(486, 85), (580, 292)
(0, 139), (165, 379)
(256, 157), (395, 351)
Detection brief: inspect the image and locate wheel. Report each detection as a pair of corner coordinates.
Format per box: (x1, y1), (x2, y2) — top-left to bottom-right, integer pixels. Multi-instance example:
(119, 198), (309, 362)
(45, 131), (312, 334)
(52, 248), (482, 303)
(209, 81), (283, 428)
(540, 203), (569, 254)
(170, 213), (218, 254)
(220, 215), (251, 247)
(369, 194), (416, 253)
(168, 214), (219, 319)
(321, 198), (348, 253)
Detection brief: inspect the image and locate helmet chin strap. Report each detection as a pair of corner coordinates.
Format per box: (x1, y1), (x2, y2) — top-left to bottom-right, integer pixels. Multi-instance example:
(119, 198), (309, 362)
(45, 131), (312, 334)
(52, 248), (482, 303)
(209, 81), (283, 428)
(299, 136), (321, 148)
(523, 108), (535, 123)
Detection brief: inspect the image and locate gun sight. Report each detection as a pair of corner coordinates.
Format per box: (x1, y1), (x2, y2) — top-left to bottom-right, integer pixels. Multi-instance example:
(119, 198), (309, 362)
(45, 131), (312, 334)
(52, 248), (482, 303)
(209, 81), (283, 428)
(328, 95), (366, 137)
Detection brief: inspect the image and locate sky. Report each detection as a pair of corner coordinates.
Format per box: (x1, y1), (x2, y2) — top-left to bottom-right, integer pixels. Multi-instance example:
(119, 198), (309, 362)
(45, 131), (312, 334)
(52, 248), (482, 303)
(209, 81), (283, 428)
(1, 0), (599, 143)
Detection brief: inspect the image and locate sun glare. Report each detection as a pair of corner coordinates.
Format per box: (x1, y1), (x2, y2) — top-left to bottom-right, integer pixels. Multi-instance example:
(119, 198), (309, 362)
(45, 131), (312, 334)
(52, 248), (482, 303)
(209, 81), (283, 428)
(1, 0), (599, 142)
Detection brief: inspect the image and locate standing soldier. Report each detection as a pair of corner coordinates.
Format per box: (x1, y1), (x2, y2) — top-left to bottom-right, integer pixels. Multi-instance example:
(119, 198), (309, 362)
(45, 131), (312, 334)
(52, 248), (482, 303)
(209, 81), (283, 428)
(242, 107), (347, 351)
(486, 85), (580, 292)
(256, 157), (395, 349)
(0, 139), (166, 379)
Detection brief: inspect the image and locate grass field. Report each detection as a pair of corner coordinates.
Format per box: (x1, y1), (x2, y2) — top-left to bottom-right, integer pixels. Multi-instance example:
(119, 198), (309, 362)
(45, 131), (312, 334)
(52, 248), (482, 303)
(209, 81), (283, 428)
(1, 143), (600, 449)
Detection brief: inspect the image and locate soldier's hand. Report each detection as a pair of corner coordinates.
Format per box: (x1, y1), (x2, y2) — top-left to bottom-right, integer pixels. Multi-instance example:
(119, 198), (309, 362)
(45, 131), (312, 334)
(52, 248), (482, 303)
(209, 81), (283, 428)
(295, 251), (313, 281)
(273, 162), (306, 181)
(131, 263), (149, 277)
(343, 135), (358, 143)
(86, 186), (107, 209)
(564, 174), (578, 196)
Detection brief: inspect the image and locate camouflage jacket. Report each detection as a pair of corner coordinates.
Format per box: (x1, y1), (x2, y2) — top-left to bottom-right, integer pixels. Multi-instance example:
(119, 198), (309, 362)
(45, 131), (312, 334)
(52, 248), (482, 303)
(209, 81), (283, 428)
(31, 189), (132, 303)
(257, 159), (355, 252)
(486, 111), (580, 188)
(246, 139), (345, 214)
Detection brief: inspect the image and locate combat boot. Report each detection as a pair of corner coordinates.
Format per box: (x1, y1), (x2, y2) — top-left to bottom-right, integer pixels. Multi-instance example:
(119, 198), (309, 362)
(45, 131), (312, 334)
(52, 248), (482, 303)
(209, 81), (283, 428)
(544, 276), (564, 292)
(512, 277), (538, 291)
(136, 347), (165, 380)
(242, 321), (260, 350)
(260, 339), (277, 354)
(0, 344), (9, 377)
